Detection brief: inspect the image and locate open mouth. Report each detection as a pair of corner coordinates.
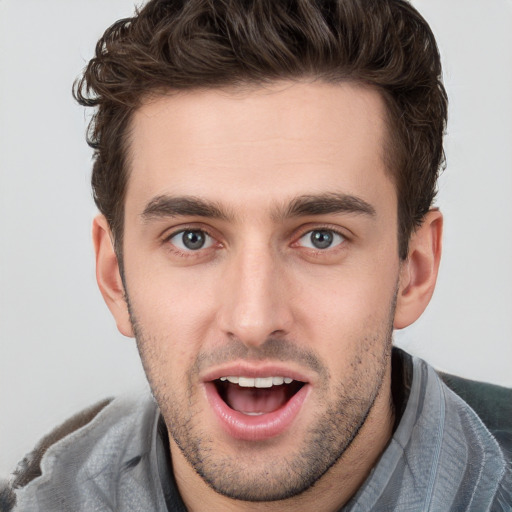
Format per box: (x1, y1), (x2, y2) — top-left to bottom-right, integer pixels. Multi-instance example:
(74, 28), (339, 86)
(204, 368), (310, 440)
(214, 376), (305, 416)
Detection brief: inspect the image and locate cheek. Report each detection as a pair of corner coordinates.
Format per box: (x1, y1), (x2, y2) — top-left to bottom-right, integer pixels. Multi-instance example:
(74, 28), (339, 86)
(296, 261), (398, 355)
(128, 253), (217, 319)
(125, 266), (221, 368)
(301, 262), (397, 318)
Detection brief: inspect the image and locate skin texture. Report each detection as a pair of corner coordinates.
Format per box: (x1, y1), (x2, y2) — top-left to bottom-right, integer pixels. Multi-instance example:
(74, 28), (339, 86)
(94, 81), (442, 512)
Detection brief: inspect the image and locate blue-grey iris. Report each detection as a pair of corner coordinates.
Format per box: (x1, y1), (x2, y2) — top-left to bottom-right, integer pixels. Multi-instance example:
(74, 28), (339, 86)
(182, 230), (205, 250)
(310, 230), (334, 249)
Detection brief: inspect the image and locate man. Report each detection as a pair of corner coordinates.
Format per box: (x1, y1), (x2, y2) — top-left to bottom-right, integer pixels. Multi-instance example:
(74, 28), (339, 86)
(2, 0), (511, 510)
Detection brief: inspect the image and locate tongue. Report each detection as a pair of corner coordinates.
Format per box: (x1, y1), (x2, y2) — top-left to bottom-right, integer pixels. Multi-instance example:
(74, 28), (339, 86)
(225, 385), (289, 414)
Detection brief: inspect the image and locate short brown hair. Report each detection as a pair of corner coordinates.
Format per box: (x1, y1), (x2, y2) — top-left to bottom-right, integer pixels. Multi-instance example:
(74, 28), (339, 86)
(74, 0), (447, 259)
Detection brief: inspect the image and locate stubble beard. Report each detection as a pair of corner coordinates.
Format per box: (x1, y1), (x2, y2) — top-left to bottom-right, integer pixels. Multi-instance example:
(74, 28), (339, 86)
(128, 297), (396, 503)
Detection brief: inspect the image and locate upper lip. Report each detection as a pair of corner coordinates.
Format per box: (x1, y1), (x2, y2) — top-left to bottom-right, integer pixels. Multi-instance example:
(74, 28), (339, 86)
(201, 362), (312, 383)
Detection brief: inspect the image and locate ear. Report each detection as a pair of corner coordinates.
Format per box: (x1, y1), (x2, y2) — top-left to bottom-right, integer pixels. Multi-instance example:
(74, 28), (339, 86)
(394, 209), (443, 329)
(92, 215), (134, 337)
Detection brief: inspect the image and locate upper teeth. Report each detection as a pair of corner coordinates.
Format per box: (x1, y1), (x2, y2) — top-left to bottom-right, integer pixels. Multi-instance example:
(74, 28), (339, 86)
(219, 376), (294, 387)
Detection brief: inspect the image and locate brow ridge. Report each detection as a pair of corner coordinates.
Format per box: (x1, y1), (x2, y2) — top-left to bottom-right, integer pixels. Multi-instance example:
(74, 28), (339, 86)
(141, 195), (231, 221)
(277, 192), (376, 220)
(141, 192), (376, 223)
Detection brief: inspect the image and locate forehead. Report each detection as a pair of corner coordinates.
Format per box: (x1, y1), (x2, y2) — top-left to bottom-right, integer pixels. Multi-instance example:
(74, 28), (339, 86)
(125, 81), (394, 217)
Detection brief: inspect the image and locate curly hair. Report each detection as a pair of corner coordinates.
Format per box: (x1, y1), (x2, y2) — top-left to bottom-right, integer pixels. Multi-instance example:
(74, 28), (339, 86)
(74, 0), (447, 259)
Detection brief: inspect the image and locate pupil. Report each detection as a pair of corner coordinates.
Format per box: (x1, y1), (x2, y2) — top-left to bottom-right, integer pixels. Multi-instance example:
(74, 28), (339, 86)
(311, 230), (333, 249)
(182, 231), (205, 250)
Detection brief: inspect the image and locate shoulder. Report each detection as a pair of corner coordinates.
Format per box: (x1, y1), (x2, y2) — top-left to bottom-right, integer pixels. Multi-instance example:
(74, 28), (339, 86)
(393, 347), (512, 443)
(388, 352), (512, 510)
(436, 370), (512, 510)
(438, 371), (512, 442)
(0, 399), (112, 511)
(2, 392), (159, 512)
(13, 399), (113, 490)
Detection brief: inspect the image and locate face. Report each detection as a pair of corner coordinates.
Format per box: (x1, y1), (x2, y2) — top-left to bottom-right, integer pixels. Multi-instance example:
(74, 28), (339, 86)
(118, 82), (401, 501)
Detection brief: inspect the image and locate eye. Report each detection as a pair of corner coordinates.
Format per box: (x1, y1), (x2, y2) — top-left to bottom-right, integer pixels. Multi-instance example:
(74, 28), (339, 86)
(168, 229), (215, 251)
(297, 229), (345, 250)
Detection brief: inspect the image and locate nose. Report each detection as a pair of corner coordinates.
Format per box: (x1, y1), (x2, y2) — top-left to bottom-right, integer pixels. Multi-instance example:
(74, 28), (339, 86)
(217, 242), (292, 348)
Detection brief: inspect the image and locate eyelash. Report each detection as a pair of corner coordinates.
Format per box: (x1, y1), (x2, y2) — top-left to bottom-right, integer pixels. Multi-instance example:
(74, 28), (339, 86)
(162, 225), (349, 259)
(293, 226), (348, 252)
(162, 226), (220, 258)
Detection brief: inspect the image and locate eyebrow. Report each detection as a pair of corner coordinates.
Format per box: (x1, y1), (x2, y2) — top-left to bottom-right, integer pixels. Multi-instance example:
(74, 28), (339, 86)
(141, 195), (232, 222)
(277, 193), (376, 220)
(141, 192), (376, 223)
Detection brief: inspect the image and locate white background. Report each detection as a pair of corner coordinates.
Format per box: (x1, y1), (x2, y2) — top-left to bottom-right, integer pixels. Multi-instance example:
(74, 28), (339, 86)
(1, 0), (511, 476)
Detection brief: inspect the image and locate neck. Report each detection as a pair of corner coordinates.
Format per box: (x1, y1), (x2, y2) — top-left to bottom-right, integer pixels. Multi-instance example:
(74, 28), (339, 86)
(171, 364), (395, 512)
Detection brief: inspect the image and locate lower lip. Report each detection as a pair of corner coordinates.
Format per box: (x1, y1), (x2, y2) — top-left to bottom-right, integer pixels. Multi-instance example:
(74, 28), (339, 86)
(204, 382), (310, 441)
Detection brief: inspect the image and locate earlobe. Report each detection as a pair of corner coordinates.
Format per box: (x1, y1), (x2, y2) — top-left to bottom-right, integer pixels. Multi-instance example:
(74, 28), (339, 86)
(92, 215), (134, 338)
(394, 210), (443, 329)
